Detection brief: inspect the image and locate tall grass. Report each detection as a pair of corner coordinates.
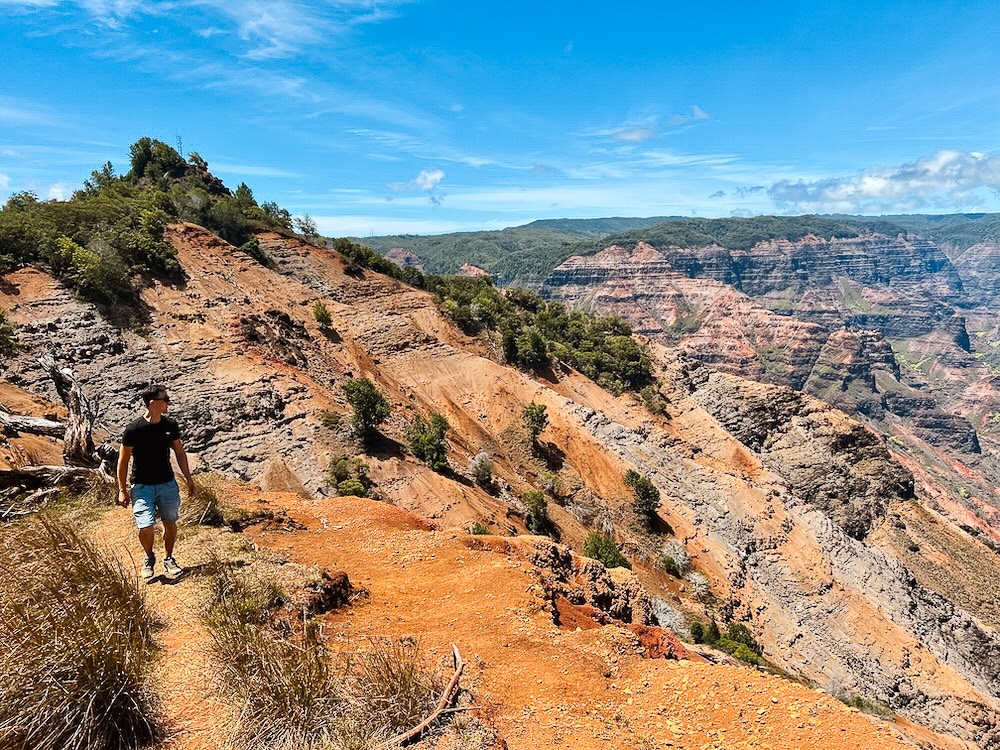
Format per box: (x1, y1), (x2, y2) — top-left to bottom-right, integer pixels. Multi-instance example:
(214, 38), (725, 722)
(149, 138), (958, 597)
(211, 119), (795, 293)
(0, 515), (158, 750)
(203, 560), (445, 749)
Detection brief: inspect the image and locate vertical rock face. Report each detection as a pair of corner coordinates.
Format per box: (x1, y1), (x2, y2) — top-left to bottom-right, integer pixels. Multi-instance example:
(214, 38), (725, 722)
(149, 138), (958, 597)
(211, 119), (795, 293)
(955, 242), (1000, 310)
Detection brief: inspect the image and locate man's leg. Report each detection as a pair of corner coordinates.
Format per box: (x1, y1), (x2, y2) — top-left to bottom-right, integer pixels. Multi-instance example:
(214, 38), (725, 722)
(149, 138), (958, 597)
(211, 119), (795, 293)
(163, 521), (177, 558)
(138, 525), (155, 557)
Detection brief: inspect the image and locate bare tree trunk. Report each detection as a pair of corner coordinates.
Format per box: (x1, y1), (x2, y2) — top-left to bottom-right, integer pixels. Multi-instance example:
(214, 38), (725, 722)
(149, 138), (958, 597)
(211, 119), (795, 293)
(37, 354), (101, 467)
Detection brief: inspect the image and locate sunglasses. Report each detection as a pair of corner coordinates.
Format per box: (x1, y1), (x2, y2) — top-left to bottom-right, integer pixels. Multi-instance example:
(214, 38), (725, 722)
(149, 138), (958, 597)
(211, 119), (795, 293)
(151, 396), (170, 403)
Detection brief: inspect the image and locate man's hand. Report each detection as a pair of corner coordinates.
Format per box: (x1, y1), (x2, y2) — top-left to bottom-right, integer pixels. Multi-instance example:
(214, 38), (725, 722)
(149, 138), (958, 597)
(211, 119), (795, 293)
(117, 489), (130, 508)
(186, 477), (196, 497)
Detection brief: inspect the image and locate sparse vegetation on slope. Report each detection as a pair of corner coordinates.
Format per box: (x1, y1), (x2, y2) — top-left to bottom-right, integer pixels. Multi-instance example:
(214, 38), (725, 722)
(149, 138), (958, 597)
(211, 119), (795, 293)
(0, 514), (158, 750)
(425, 276), (653, 392)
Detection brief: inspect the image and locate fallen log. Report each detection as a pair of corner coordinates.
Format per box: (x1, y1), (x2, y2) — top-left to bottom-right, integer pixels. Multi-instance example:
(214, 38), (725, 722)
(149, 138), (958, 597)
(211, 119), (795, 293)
(0, 465), (112, 520)
(0, 409), (65, 437)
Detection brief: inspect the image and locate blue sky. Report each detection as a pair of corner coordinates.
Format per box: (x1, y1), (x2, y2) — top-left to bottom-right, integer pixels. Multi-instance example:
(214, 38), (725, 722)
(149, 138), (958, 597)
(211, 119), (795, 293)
(4, 0), (1000, 235)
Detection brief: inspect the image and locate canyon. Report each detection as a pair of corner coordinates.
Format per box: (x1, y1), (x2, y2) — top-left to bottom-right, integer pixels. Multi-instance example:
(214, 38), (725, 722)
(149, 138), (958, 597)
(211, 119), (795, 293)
(3, 223), (999, 747)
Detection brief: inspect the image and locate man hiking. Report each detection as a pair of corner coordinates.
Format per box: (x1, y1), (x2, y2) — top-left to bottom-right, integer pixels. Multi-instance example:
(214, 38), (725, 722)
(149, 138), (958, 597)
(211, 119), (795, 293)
(117, 384), (195, 581)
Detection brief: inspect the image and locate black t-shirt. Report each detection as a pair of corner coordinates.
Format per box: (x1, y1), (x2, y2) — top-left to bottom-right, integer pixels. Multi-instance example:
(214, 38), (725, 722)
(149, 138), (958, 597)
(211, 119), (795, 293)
(122, 416), (181, 485)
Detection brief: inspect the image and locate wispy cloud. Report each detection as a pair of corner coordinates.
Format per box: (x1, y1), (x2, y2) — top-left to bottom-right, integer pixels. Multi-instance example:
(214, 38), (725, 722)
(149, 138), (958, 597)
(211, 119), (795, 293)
(0, 96), (60, 127)
(209, 161), (303, 178)
(669, 105), (711, 126)
(0, 173), (10, 191)
(769, 149), (1000, 212)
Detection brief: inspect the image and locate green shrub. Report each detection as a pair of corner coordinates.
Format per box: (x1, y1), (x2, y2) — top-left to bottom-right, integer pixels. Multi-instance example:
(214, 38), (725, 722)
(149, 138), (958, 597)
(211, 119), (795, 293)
(406, 412), (449, 471)
(238, 237), (273, 267)
(0, 515), (158, 750)
(423, 275), (653, 391)
(522, 401), (549, 444)
(689, 622), (704, 643)
(342, 378), (390, 447)
(0, 308), (19, 359)
(469, 452), (493, 487)
(522, 490), (550, 535)
(328, 455), (373, 497)
(312, 300), (333, 326)
(582, 531), (631, 569)
(624, 469), (660, 530)
(318, 410), (343, 430)
(470, 521), (490, 535)
(337, 479), (367, 497)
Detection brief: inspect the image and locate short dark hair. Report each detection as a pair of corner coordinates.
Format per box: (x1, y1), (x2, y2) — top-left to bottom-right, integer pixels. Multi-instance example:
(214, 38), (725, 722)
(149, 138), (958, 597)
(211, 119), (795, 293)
(141, 384), (168, 406)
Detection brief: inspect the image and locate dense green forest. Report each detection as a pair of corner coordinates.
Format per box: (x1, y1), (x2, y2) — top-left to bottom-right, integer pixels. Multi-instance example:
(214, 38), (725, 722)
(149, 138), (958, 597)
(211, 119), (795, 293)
(853, 213), (1000, 252)
(0, 137), (293, 304)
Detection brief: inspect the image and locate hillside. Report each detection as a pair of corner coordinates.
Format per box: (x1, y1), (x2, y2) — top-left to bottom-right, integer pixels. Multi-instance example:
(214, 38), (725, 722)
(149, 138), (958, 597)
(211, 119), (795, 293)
(3, 210), (1000, 747)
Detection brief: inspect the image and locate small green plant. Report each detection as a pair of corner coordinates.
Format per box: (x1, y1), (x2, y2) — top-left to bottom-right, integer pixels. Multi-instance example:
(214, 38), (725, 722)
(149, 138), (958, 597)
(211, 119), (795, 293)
(469, 452), (493, 488)
(522, 490), (550, 535)
(406, 412), (450, 472)
(582, 531), (631, 569)
(0, 308), (19, 359)
(337, 478), (367, 497)
(238, 237), (273, 267)
(342, 377), (390, 448)
(522, 401), (549, 444)
(318, 410), (343, 430)
(328, 455), (373, 497)
(470, 521), (490, 535)
(0, 515), (159, 750)
(624, 469), (660, 530)
(658, 540), (690, 577)
(312, 300), (333, 327)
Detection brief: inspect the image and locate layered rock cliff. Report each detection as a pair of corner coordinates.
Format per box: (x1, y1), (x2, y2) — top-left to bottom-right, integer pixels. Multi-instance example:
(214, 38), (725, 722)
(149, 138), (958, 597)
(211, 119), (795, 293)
(545, 234), (1000, 544)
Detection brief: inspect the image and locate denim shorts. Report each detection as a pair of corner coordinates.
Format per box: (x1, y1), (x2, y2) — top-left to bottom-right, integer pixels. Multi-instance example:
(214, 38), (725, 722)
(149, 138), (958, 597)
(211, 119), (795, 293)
(131, 481), (181, 529)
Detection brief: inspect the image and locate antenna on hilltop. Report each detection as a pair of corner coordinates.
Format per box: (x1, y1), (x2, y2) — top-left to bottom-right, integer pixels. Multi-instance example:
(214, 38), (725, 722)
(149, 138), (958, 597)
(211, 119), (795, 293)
(176, 135), (184, 158)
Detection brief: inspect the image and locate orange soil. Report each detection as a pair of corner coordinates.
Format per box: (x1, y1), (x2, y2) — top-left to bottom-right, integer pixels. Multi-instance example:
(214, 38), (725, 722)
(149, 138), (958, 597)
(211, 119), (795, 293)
(230, 490), (914, 750)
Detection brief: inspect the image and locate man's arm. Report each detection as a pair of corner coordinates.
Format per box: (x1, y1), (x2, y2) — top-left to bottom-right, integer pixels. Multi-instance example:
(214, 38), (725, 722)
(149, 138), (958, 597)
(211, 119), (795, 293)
(117, 445), (132, 507)
(171, 439), (196, 496)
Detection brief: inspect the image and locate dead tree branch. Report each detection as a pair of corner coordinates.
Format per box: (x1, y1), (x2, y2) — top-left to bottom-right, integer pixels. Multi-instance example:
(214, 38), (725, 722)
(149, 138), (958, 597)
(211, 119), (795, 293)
(384, 644), (465, 748)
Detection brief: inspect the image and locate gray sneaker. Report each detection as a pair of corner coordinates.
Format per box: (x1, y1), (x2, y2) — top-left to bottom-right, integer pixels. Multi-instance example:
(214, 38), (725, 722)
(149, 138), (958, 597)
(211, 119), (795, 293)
(142, 555), (156, 581)
(163, 556), (183, 577)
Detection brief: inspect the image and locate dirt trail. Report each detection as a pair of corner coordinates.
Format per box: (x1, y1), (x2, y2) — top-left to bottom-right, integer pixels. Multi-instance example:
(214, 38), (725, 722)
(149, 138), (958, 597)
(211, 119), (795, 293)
(229, 490), (916, 750)
(88, 508), (231, 750)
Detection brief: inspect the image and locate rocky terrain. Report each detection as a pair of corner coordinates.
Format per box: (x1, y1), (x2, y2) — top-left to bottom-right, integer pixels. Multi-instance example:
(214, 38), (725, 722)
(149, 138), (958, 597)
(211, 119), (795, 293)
(3, 224), (1000, 747)
(544, 234), (1000, 546)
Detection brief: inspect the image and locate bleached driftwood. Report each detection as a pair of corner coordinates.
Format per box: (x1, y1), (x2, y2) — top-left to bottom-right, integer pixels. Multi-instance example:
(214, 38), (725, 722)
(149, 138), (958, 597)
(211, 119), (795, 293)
(38, 353), (102, 467)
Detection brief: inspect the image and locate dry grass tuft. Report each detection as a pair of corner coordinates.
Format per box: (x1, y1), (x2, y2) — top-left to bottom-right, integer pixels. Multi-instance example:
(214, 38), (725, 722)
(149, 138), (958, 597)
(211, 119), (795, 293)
(180, 473), (228, 526)
(202, 559), (445, 749)
(0, 514), (159, 750)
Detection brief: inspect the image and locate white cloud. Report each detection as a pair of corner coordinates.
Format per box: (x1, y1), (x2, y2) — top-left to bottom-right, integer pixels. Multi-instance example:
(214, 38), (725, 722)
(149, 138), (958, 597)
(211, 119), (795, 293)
(0, 173), (10, 190)
(769, 149), (1000, 212)
(47, 182), (69, 200)
(413, 168), (444, 191)
(614, 127), (657, 143)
